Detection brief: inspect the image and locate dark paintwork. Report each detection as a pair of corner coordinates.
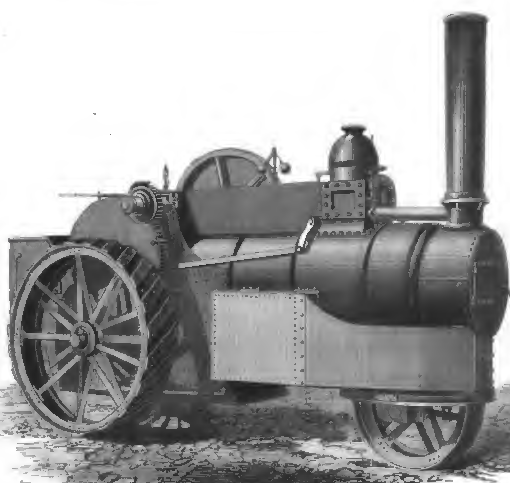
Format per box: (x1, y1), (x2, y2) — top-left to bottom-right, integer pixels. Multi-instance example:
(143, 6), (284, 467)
(418, 225), (508, 336)
(444, 13), (487, 225)
(180, 181), (322, 239)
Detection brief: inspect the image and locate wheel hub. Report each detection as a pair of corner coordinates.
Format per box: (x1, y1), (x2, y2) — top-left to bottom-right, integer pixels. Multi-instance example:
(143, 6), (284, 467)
(70, 323), (96, 354)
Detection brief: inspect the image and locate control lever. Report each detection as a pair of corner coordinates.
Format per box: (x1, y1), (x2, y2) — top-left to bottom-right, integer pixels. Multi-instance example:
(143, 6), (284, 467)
(296, 217), (321, 253)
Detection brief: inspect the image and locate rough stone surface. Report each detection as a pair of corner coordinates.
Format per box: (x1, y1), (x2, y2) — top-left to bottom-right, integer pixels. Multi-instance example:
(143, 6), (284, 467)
(1, 382), (510, 482)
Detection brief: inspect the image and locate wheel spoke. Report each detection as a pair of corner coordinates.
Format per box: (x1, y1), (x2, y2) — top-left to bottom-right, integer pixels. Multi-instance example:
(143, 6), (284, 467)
(112, 361), (130, 378)
(37, 355), (81, 395)
(23, 331), (71, 341)
(100, 311), (137, 330)
(416, 421), (436, 453)
(48, 311), (75, 332)
(76, 359), (93, 424)
(88, 293), (97, 311)
(214, 156), (231, 187)
(57, 268), (75, 297)
(102, 335), (142, 345)
(387, 422), (412, 441)
(96, 344), (140, 366)
(75, 255), (93, 321)
(92, 354), (125, 407)
(98, 280), (122, 327)
(378, 419), (393, 432)
(76, 356), (84, 418)
(90, 275), (120, 325)
(247, 173), (267, 187)
(76, 271), (83, 322)
(50, 346), (74, 369)
(118, 287), (127, 314)
(426, 409), (447, 448)
(35, 281), (80, 322)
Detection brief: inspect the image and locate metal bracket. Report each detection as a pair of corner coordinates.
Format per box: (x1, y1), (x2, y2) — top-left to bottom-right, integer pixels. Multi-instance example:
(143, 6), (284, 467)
(177, 247), (296, 269)
(178, 217), (319, 269)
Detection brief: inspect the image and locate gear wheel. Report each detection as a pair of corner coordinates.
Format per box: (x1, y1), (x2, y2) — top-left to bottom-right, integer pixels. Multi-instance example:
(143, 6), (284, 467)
(128, 182), (164, 224)
(126, 182), (168, 273)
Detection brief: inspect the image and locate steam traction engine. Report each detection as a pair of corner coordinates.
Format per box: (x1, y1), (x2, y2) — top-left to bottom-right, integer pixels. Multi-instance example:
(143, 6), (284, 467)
(8, 13), (509, 469)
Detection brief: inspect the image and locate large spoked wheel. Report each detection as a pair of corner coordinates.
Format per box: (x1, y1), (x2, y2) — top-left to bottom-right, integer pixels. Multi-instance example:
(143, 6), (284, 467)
(9, 240), (178, 434)
(176, 147), (279, 192)
(354, 401), (485, 469)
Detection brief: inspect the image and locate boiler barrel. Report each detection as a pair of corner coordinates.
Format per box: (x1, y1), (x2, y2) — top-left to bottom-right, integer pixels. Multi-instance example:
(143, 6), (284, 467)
(193, 223), (508, 336)
(291, 224), (433, 323)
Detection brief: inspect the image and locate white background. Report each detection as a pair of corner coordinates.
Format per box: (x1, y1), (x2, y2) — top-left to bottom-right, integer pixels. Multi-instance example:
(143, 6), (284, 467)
(1, 0), (510, 388)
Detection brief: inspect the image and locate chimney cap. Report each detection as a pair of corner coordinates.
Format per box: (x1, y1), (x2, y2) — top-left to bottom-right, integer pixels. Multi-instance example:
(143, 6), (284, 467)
(444, 12), (488, 23)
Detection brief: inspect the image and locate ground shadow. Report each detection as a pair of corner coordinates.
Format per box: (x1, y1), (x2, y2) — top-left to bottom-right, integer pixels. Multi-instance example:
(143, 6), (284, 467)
(83, 402), (353, 447)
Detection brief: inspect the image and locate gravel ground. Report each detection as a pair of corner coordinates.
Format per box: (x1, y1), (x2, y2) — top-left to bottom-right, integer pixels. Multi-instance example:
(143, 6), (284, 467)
(2, 383), (510, 483)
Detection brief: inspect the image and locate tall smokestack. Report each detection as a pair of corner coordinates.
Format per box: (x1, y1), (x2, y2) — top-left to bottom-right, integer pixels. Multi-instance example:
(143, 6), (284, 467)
(443, 13), (488, 226)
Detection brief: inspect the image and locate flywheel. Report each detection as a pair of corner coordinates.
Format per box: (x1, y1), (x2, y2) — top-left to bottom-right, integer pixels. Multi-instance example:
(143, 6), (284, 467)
(9, 239), (182, 434)
(354, 401), (485, 469)
(176, 147), (279, 192)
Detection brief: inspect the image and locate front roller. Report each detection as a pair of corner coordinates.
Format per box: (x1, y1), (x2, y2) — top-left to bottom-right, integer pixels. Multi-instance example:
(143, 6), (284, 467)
(354, 401), (484, 469)
(9, 239), (183, 434)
